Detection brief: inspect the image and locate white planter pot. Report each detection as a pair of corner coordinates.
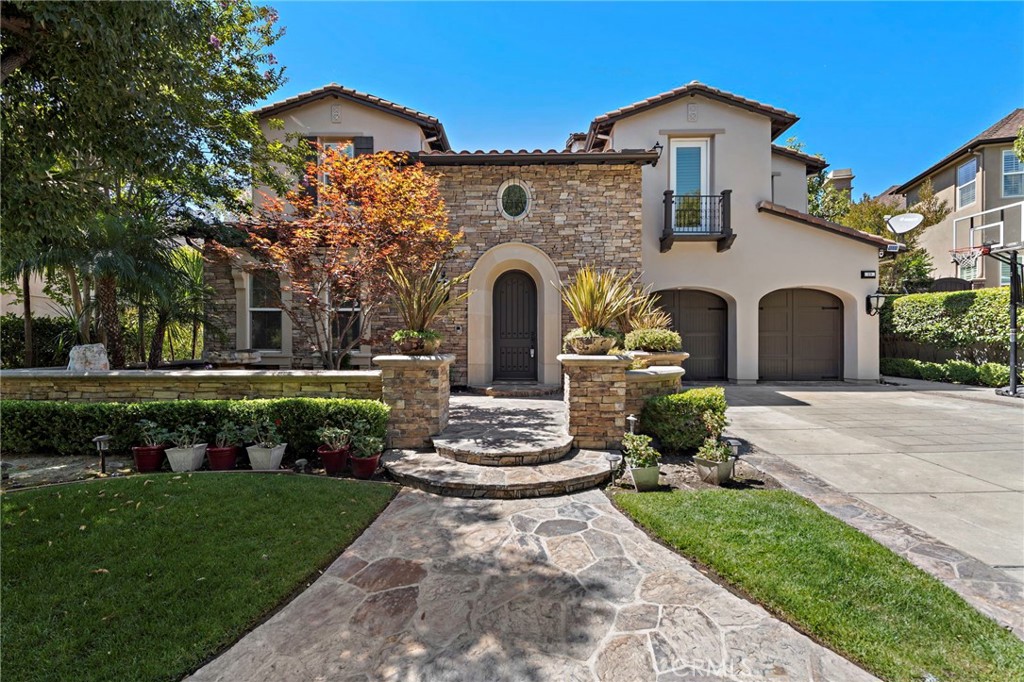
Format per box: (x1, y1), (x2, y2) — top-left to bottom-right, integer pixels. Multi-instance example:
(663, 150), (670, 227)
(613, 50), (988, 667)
(693, 457), (735, 486)
(247, 443), (287, 471)
(166, 444), (207, 472)
(629, 465), (661, 491)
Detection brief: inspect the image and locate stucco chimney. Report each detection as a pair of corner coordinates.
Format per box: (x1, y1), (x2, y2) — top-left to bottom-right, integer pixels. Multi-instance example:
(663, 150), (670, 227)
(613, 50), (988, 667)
(825, 168), (855, 194)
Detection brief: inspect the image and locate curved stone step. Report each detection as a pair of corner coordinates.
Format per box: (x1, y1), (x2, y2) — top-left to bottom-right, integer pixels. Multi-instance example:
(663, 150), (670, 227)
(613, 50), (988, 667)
(382, 448), (613, 499)
(432, 432), (574, 466)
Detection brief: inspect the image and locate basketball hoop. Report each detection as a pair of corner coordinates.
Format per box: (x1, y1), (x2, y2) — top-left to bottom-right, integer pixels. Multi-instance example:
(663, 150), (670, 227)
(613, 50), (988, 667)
(949, 245), (989, 271)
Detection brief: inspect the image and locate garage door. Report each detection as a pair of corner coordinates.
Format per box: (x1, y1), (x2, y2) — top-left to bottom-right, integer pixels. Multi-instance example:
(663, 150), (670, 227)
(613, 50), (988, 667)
(759, 289), (842, 380)
(656, 289), (727, 380)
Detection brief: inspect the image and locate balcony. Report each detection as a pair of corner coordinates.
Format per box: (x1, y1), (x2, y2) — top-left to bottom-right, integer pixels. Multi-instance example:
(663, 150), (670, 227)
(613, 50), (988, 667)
(660, 190), (734, 253)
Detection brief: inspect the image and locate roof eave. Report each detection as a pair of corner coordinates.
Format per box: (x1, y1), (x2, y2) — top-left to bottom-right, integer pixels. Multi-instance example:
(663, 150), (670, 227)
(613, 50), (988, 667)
(414, 150), (659, 167)
(892, 137), (1017, 195)
(756, 201), (902, 250)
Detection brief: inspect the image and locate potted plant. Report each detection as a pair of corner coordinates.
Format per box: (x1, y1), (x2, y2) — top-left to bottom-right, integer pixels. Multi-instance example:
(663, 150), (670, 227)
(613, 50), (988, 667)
(132, 419), (168, 473)
(243, 420), (287, 471)
(316, 425), (352, 475)
(561, 266), (637, 354)
(622, 432), (661, 491)
(693, 437), (736, 485)
(165, 422), (208, 472)
(207, 421), (242, 471)
(387, 260), (473, 355)
(350, 432), (385, 480)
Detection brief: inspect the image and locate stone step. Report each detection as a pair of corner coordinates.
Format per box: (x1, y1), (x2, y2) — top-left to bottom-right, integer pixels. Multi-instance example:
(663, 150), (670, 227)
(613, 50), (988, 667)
(464, 383), (562, 398)
(381, 448), (613, 499)
(432, 432), (574, 466)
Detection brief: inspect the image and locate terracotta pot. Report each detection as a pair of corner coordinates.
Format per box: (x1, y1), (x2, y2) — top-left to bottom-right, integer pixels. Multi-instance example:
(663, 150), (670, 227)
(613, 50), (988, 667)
(132, 445), (165, 473)
(207, 446), (238, 471)
(396, 335), (441, 355)
(246, 443), (287, 471)
(566, 334), (616, 355)
(318, 444), (351, 475)
(350, 453), (381, 479)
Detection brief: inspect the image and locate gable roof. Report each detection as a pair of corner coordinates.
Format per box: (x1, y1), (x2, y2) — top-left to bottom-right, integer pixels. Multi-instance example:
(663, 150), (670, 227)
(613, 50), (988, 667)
(892, 108), (1024, 194)
(585, 81), (799, 149)
(756, 201), (904, 250)
(252, 83), (450, 151)
(771, 144), (829, 175)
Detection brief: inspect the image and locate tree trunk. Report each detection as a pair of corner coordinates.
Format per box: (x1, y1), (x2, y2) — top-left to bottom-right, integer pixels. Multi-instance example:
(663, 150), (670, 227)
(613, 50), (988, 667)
(64, 265), (89, 343)
(147, 310), (169, 369)
(95, 274), (125, 368)
(138, 303), (146, 363)
(21, 270), (33, 367)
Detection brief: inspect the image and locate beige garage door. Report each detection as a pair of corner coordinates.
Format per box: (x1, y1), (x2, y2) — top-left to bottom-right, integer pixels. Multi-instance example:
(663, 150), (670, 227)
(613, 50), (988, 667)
(656, 289), (727, 380)
(759, 289), (842, 380)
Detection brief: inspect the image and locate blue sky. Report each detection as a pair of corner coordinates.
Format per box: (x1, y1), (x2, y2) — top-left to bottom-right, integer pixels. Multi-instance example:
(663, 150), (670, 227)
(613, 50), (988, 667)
(264, 2), (1024, 198)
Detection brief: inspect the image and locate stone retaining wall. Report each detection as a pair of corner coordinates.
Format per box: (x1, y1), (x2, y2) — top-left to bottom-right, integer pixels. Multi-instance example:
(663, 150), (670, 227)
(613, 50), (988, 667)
(0, 369), (383, 402)
(373, 354), (454, 449)
(625, 366), (685, 417)
(558, 354), (631, 450)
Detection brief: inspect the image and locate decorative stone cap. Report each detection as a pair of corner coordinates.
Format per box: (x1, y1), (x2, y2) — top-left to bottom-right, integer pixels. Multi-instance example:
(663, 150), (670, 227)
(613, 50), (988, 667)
(556, 354), (632, 367)
(626, 351), (690, 368)
(0, 368), (380, 379)
(626, 366), (686, 383)
(372, 354), (456, 368)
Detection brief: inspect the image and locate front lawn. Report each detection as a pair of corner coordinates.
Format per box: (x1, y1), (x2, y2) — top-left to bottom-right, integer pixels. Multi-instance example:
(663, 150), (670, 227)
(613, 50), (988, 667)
(1, 474), (396, 682)
(614, 489), (1024, 682)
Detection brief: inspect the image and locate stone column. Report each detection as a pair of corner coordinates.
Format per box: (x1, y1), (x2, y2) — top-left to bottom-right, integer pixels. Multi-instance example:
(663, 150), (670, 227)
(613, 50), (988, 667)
(558, 354), (632, 450)
(373, 354), (455, 449)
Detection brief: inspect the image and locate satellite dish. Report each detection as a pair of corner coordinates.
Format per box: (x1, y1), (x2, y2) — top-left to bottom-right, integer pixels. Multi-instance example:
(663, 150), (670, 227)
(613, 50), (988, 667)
(885, 213), (924, 234)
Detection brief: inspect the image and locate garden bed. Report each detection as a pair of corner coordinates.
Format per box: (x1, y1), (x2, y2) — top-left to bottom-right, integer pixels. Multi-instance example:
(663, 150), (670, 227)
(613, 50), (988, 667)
(1, 474), (396, 682)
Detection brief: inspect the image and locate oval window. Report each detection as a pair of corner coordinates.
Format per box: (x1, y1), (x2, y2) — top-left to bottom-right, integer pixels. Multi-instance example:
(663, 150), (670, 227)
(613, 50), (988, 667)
(500, 183), (529, 219)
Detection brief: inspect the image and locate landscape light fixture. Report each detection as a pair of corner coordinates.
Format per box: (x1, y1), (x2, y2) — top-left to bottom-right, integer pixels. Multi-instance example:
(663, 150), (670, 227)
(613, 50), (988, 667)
(626, 413), (638, 434)
(865, 291), (886, 316)
(92, 435), (111, 475)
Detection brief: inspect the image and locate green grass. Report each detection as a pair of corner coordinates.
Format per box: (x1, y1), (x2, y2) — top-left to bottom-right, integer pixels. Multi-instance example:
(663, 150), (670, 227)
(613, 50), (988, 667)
(614, 489), (1024, 682)
(1, 474), (396, 682)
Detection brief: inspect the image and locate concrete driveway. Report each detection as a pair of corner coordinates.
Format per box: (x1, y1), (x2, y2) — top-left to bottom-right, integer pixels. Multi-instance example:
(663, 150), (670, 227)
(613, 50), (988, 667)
(724, 380), (1024, 583)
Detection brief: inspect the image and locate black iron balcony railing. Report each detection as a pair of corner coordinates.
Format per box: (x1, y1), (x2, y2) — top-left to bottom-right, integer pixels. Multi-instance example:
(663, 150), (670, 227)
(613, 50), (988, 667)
(660, 189), (734, 253)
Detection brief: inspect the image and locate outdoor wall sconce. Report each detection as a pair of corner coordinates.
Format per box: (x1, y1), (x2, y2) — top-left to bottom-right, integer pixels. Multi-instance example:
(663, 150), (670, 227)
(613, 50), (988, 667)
(92, 435), (111, 475)
(651, 141), (663, 156)
(865, 291), (886, 316)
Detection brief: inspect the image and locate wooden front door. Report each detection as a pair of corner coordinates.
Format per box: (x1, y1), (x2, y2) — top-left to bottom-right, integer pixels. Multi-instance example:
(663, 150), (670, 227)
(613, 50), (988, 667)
(657, 289), (728, 380)
(493, 270), (537, 380)
(759, 289), (843, 380)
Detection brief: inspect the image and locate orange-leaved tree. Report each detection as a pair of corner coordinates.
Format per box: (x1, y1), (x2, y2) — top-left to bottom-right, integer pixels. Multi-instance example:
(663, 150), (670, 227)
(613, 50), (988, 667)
(216, 146), (460, 368)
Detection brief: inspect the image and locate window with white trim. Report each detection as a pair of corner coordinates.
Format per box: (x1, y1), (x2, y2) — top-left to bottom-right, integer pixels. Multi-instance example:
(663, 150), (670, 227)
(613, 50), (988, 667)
(321, 139), (354, 185)
(1003, 150), (1024, 197)
(1001, 261), (1012, 286)
(249, 271), (283, 351)
(959, 257), (979, 281)
(956, 157), (978, 209)
(332, 300), (361, 349)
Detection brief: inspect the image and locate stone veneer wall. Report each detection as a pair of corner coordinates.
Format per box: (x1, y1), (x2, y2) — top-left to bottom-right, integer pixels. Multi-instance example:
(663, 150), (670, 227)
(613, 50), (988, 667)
(625, 366), (685, 418)
(203, 246), (239, 353)
(558, 354), (632, 450)
(204, 163), (645, 387)
(0, 369), (382, 402)
(373, 354), (454, 449)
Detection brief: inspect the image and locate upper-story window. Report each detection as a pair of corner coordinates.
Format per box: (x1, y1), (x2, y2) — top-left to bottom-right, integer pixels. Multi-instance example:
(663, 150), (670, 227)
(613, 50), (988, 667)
(497, 179), (531, 220)
(670, 139), (710, 230)
(1003, 149), (1023, 198)
(321, 139), (354, 184)
(956, 157), (978, 209)
(249, 271), (283, 351)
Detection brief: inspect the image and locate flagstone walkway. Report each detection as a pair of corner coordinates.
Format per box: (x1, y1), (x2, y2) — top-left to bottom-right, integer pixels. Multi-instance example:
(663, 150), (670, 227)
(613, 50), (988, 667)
(190, 488), (876, 681)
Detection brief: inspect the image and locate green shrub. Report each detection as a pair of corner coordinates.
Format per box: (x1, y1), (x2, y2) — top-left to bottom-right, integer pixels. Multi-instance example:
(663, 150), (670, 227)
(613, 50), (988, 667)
(917, 362), (948, 382)
(889, 287), (1016, 361)
(978, 362), (1011, 388)
(0, 398), (390, 458)
(639, 386), (727, 451)
(0, 314), (78, 368)
(879, 357), (922, 379)
(943, 360), (979, 385)
(624, 328), (682, 352)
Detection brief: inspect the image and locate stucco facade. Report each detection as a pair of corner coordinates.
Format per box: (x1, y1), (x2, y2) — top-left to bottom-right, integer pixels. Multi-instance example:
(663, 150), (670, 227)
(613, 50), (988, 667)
(206, 82), (897, 384)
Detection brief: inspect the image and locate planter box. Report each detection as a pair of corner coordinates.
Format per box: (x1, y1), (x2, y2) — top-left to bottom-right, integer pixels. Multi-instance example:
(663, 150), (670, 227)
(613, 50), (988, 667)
(627, 351), (690, 368)
(566, 335), (616, 355)
(693, 457), (735, 486)
(166, 444), (207, 472)
(629, 465), (661, 491)
(247, 444), (287, 471)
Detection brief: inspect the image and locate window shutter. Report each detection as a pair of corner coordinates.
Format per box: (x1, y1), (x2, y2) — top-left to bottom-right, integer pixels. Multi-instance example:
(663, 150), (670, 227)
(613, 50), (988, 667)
(354, 136), (374, 156)
(301, 136), (318, 203)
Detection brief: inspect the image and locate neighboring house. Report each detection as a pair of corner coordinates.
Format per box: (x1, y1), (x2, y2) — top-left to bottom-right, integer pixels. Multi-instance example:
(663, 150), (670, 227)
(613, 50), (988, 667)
(205, 81), (899, 384)
(889, 108), (1024, 287)
(0, 274), (64, 318)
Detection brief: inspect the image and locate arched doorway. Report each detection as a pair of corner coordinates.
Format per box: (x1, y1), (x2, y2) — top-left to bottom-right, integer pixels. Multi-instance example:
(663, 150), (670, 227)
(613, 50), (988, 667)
(656, 289), (728, 380)
(493, 270), (537, 380)
(759, 288), (843, 380)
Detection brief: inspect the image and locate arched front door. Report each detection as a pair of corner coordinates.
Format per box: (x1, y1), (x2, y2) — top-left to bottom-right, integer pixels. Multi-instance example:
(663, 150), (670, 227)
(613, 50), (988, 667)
(656, 289), (728, 380)
(493, 270), (537, 380)
(759, 289), (843, 380)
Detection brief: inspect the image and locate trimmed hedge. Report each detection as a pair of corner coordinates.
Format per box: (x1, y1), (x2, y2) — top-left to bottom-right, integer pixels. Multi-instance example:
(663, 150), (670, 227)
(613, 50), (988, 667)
(639, 386), (727, 451)
(979, 363), (1011, 388)
(0, 398), (390, 458)
(886, 287), (1015, 361)
(624, 328), (682, 352)
(881, 357), (1016, 388)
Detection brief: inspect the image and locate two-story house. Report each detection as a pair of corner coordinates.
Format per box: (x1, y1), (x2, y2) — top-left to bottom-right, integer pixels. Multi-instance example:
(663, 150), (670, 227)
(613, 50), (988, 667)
(889, 108), (1024, 287)
(204, 81), (897, 385)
